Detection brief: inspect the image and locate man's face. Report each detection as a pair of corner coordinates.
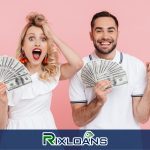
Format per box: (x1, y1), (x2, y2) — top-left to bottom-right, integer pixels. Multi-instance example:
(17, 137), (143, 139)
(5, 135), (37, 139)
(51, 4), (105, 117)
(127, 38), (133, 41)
(90, 17), (118, 55)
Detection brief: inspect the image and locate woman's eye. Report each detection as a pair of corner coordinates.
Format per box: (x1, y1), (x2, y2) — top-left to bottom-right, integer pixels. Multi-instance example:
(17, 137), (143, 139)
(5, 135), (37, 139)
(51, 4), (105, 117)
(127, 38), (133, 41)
(41, 37), (47, 41)
(29, 37), (34, 41)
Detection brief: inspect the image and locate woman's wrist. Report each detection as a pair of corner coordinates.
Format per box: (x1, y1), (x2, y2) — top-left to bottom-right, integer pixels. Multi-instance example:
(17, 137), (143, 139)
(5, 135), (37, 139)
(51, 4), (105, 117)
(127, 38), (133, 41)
(0, 95), (8, 105)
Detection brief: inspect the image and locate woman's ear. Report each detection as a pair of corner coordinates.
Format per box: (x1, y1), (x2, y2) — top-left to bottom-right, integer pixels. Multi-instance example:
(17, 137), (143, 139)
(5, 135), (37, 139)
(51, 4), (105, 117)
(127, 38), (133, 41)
(21, 46), (24, 52)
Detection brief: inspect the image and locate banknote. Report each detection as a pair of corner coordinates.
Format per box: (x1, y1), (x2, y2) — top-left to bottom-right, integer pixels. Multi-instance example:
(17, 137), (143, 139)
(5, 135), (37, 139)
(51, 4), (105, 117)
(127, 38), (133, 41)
(81, 59), (128, 88)
(0, 56), (32, 91)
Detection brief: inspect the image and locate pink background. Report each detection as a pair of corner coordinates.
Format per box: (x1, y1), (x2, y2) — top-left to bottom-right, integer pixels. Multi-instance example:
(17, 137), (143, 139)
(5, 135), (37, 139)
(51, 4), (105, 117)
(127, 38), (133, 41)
(0, 0), (150, 129)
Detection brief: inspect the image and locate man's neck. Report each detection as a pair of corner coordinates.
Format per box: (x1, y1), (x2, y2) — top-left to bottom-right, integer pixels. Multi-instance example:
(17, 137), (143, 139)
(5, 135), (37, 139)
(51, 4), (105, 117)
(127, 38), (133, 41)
(95, 50), (116, 60)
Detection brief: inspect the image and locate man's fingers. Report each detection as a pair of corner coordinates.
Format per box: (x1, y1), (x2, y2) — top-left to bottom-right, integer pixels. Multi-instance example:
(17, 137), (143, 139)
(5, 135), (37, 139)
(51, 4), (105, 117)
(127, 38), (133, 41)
(95, 80), (112, 91)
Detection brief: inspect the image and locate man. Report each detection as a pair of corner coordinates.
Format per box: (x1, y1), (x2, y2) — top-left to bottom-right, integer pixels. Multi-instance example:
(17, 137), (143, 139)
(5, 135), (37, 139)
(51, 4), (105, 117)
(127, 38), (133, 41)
(69, 11), (150, 129)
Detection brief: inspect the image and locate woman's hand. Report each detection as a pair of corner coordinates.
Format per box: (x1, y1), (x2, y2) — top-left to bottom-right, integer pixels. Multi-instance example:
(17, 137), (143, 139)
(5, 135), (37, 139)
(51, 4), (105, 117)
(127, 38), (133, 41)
(0, 82), (8, 104)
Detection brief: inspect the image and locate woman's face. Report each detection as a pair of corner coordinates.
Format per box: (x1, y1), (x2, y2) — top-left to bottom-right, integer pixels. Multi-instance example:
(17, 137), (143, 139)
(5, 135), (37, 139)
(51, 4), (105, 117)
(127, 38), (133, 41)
(22, 26), (48, 66)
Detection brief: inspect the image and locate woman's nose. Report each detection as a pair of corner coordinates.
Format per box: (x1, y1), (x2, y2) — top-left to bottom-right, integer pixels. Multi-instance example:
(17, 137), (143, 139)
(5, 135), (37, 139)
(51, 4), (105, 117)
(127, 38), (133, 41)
(35, 40), (40, 47)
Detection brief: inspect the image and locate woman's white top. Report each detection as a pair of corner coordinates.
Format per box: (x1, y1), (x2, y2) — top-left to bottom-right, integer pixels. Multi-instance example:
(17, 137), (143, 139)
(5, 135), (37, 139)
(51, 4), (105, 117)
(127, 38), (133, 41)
(7, 71), (60, 129)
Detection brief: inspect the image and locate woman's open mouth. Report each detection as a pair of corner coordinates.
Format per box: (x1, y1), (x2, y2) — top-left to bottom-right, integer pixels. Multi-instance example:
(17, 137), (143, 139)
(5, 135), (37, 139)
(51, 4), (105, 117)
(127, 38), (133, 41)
(32, 48), (42, 60)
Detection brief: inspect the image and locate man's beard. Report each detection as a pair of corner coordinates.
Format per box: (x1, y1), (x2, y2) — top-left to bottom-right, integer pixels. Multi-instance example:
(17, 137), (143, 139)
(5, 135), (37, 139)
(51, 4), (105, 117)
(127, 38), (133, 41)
(94, 43), (117, 55)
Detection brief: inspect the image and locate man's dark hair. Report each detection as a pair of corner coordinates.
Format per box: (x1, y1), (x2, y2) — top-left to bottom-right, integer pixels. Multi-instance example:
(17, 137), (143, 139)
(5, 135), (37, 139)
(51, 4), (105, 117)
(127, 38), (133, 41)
(91, 11), (119, 29)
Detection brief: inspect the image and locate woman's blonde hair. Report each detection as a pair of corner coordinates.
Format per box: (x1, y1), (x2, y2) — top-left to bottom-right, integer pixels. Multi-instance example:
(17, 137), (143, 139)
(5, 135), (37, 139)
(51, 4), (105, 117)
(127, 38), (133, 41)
(16, 12), (59, 81)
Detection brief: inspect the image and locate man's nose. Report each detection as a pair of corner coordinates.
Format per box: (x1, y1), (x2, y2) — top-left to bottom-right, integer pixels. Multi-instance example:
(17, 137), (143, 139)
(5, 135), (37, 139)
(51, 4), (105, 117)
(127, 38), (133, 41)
(102, 32), (109, 39)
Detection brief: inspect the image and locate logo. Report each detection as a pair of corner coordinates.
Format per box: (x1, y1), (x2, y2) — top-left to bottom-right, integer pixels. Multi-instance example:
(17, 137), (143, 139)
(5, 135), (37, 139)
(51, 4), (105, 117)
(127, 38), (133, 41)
(42, 131), (108, 146)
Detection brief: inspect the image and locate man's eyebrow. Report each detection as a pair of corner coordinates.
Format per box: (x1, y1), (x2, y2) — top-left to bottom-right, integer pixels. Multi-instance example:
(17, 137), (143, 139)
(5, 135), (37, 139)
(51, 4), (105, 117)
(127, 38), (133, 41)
(95, 26), (117, 30)
(95, 27), (103, 30)
(108, 27), (116, 30)
(26, 33), (35, 36)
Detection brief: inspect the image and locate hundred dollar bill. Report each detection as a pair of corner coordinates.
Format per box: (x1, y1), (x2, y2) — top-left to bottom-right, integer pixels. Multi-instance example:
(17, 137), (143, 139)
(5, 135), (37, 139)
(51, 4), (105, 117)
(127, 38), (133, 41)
(0, 56), (32, 91)
(81, 59), (128, 88)
(4, 74), (32, 91)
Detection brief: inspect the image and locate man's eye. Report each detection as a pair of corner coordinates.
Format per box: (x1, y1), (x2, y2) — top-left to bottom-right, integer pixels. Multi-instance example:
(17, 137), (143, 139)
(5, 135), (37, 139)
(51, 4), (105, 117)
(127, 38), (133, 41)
(96, 30), (102, 33)
(108, 30), (114, 33)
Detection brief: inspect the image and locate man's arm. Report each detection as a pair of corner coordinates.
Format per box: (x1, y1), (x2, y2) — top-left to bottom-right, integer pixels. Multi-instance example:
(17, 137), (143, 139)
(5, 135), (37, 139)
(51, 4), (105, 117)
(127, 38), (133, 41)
(132, 96), (150, 124)
(133, 64), (150, 123)
(71, 80), (112, 127)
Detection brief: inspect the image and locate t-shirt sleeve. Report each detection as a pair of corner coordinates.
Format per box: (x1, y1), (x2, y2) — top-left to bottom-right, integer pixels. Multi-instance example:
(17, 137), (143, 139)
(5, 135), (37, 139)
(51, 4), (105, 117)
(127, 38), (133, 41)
(69, 73), (87, 103)
(131, 61), (147, 97)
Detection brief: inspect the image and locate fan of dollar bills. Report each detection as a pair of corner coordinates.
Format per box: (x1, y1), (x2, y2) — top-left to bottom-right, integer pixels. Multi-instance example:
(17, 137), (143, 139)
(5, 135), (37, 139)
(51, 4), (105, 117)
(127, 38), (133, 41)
(81, 59), (128, 88)
(0, 55), (32, 91)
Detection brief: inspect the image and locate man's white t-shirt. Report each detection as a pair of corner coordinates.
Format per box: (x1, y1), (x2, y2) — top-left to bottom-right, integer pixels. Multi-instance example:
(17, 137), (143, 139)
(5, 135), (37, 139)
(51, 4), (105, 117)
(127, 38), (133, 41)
(69, 50), (147, 129)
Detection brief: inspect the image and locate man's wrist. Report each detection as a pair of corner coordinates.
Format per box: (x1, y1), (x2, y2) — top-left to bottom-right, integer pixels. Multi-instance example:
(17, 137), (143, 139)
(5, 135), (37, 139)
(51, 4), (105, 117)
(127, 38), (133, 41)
(95, 96), (104, 106)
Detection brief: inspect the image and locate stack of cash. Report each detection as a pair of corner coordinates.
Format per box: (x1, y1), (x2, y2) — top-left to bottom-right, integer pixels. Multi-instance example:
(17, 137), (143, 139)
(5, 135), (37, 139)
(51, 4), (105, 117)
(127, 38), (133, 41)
(0, 56), (32, 91)
(81, 59), (128, 88)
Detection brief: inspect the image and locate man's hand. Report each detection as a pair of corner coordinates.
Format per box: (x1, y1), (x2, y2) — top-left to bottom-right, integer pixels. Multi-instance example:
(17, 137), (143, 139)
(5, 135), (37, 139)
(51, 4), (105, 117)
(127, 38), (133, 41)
(94, 80), (112, 104)
(146, 63), (150, 91)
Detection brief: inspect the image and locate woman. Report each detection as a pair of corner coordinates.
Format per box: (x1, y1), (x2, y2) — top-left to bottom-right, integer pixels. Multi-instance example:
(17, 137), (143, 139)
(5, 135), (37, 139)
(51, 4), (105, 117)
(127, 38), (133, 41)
(0, 12), (83, 129)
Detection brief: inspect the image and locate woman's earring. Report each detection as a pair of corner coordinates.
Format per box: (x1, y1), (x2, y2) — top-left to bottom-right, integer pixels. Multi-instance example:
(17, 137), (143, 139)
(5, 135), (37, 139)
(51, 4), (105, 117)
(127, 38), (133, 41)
(42, 54), (48, 65)
(19, 50), (28, 64)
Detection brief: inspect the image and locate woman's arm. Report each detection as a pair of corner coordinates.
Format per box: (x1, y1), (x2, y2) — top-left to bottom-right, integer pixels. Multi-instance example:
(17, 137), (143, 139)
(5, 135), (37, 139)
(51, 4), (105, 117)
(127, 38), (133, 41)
(44, 24), (83, 80)
(0, 83), (8, 129)
(52, 34), (83, 80)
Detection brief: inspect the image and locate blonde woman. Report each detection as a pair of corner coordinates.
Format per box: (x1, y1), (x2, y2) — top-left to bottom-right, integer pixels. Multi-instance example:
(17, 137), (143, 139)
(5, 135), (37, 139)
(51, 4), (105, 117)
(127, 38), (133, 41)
(0, 12), (83, 129)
